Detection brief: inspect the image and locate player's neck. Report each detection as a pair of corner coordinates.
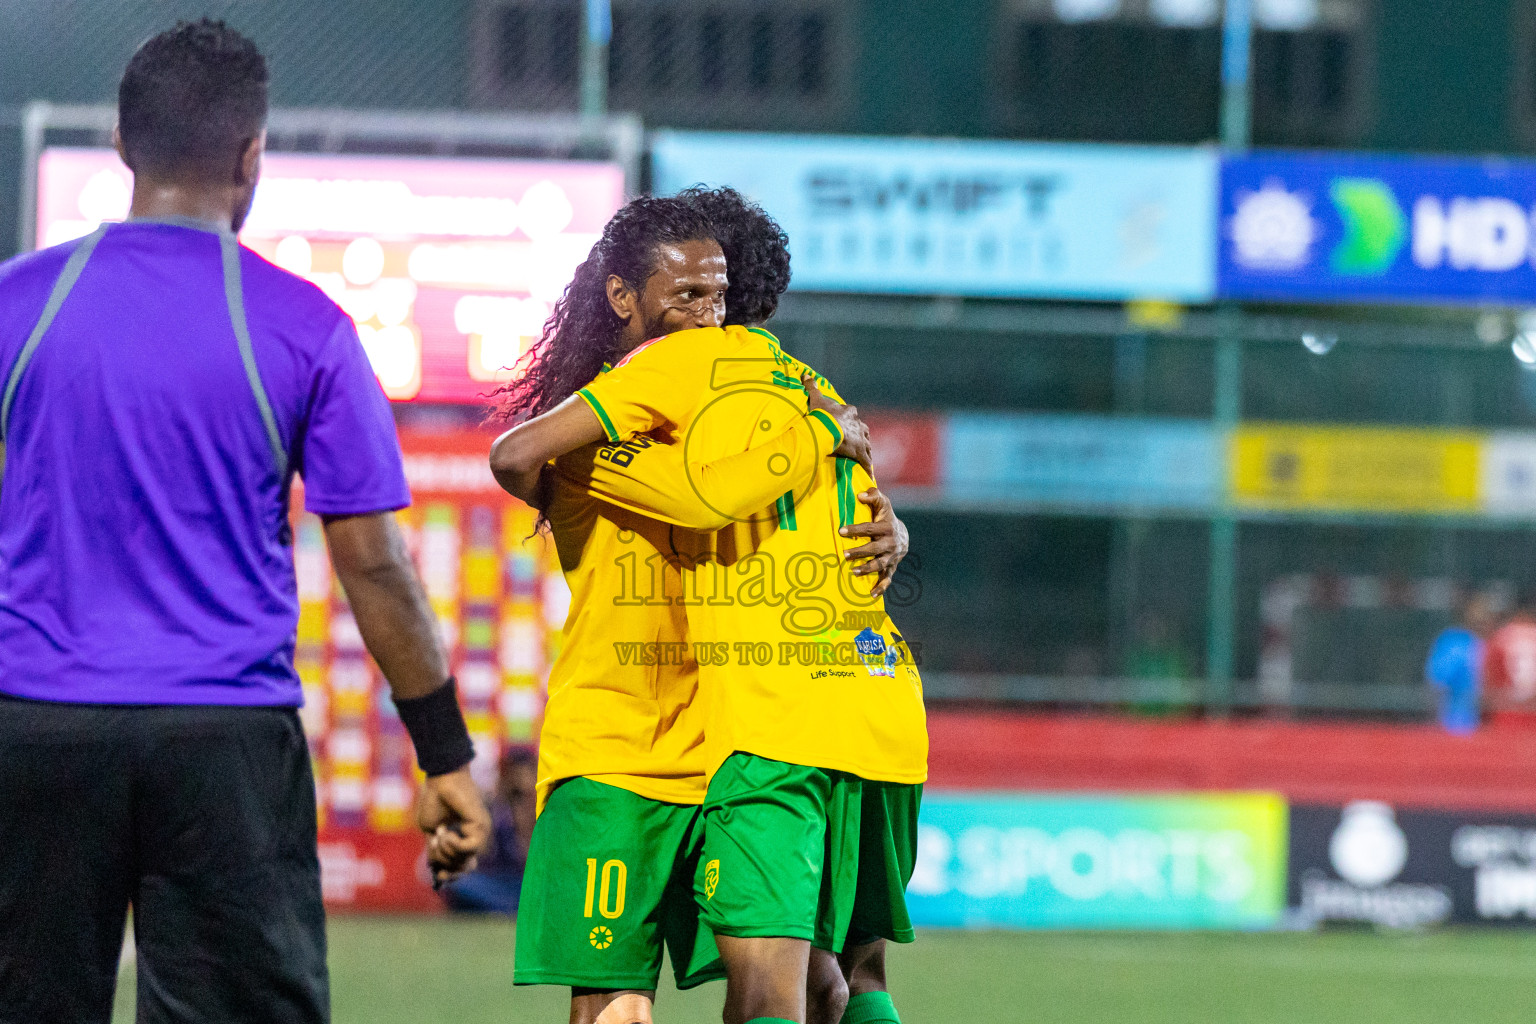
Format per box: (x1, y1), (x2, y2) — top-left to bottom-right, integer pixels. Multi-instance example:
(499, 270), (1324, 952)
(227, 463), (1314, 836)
(128, 178), (242, 233)
(615, 321), (653, 355)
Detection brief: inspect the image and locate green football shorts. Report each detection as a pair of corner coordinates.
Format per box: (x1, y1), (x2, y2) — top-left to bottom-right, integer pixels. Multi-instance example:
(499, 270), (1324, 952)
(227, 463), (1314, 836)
(514, 777), (725, 991)
(696, 753), (922, 954)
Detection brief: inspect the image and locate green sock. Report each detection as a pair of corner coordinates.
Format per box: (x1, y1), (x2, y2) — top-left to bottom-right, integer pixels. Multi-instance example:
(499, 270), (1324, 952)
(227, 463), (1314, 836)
(840, 991), (901, 1024)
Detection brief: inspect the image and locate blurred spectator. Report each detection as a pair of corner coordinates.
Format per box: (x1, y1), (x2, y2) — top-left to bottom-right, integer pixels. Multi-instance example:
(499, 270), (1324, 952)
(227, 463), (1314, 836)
(440, 748), (537, 915)
(1425, 593), (1497, 735)
(1122, 611), (1192, 717)
(1482, 591), (1536, 727)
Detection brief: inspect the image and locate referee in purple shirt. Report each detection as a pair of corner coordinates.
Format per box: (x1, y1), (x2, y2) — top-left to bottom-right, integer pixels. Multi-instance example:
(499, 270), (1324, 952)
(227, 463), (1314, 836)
(0, 21), (490, 1023)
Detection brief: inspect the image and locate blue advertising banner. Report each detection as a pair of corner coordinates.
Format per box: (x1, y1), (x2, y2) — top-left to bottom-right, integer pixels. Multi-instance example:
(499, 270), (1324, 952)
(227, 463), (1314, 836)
(944, 414), (1220, 512)
(909, 793), (1288, 930)
(652, 132), (1218, 301)
(1220, 151), (1536, 305)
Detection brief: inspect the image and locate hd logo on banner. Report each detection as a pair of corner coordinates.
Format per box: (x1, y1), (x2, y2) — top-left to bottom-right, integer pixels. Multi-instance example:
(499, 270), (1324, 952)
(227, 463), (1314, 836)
(908, 793), (1287, 930)
(1220, 150), (1536, 304)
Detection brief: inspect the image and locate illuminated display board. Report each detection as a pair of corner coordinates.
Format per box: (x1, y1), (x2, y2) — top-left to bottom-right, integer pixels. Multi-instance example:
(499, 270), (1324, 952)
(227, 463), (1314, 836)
(35, 148), (626, 403)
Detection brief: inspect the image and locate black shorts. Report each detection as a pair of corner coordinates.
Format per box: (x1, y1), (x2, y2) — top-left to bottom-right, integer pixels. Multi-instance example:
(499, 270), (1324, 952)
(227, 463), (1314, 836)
(0, 695), (328, 1024)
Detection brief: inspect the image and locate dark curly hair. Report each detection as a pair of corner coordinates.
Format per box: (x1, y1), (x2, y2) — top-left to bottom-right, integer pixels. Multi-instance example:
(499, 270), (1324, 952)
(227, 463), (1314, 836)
(119, 19), (268, 181)
(676, 186), (792, 326)
(493, 195), (717, 423)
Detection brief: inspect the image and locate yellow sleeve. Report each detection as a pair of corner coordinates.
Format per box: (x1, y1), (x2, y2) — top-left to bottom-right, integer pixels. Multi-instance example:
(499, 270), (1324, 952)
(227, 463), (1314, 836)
(575, 329), (718, 442)
(555, 409), (844, 531)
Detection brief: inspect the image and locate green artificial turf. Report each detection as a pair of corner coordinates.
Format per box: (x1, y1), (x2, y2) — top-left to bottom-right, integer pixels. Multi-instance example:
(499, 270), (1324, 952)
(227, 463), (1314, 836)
(112, 917), (1536, 1022)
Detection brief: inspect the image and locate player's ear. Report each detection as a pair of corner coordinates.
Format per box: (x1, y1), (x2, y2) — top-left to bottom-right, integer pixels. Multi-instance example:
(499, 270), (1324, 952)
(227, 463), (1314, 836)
(606, 274), (636, 324)
(236, 131), (265, 188)
(112, 125), (133, 172)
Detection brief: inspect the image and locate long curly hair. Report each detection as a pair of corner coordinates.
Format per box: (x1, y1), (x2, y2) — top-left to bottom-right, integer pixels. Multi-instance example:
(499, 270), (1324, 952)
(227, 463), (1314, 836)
(493, 195), (717, 423)
(675, 186), (792, 327)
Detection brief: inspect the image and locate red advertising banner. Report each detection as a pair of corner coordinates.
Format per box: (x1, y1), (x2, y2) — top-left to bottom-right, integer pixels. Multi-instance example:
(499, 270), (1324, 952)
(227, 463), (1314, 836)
(864, 413), (943, 489)
(317, 827), (443, 913)
(293, 427), (565, 910)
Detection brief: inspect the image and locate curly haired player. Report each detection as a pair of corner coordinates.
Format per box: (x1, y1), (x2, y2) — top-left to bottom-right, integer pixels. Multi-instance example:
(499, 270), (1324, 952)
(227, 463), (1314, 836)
(493, 189), (905, 1024)
(493, 188), (923, 1024)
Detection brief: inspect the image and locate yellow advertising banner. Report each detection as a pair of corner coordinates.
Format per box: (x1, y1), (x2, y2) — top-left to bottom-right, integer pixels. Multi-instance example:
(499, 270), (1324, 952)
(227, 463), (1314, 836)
(1231, 424), (1482, 514)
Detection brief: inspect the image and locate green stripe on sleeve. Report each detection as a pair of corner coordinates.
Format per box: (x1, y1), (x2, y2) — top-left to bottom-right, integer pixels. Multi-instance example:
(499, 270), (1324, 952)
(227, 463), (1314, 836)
(807, 408), (843, 449)
(576, 387), (621, 442)
(835, 457), (856, 528)
(775, 490), (798, 531)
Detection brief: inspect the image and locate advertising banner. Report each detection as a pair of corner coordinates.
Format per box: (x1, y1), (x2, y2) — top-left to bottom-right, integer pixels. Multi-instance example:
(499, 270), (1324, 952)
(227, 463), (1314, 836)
(653, 132), (1218, 301)
(1289, 802), (1536, 928)
(945, 414), (1220, 511)
(294, 428), (565, 910)
(1481, 432), (1536, 517)
(1220, 150), (1536, 305)
(908, 792), (1288, 929)
(1231, 424), (1481, 514)
(864, 413), (944, 490)
(35, 147), (625, 403)
(318, 828), (443, 912)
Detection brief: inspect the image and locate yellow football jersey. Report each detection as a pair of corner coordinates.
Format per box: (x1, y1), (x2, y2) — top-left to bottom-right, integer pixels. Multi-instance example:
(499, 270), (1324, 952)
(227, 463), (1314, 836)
(533, 377), (842, 814)
(533, 474), (704, 814)
(575, 325), (929, 785)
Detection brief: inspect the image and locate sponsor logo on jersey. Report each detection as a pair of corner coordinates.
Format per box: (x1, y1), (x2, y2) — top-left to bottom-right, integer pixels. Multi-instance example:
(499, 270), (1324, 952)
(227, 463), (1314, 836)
(855, 627), (896, 678)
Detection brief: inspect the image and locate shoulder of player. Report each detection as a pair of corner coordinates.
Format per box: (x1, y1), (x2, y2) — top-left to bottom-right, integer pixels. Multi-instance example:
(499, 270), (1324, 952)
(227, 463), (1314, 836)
(736, 326), (829, 384)
(611, 325), (752, 372)
(237, 245), (357, 342)
(0, 237), (82, 297)
(780, 352), (839, 400)
(0, 241), (87, 347)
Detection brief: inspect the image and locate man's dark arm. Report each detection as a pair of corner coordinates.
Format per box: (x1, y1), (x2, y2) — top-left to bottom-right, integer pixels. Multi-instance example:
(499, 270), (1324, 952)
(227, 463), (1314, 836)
(322, 511), (491, 881)
(489, 395), (609, 504)
(323, 512), (448, 699)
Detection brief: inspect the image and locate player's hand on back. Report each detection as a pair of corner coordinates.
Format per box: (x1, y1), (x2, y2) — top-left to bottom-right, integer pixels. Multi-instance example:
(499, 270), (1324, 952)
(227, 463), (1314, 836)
(841, 488), (910, 598)
(416, 766), (493, 886)
(802, 372), (873, 476)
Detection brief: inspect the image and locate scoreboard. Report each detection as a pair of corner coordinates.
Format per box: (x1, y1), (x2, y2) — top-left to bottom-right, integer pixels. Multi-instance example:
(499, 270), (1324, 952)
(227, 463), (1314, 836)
(35, 147), (626, 403)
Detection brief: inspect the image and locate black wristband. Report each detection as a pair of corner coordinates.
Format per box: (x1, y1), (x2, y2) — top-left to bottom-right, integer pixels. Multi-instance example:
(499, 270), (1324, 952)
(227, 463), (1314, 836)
(395, 678), (476, 777)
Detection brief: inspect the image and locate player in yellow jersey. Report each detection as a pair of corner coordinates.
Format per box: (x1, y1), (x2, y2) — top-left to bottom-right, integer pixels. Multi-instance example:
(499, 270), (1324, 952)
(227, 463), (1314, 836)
(494, 191), (926, 1024)
(492, 194), (902, 1024)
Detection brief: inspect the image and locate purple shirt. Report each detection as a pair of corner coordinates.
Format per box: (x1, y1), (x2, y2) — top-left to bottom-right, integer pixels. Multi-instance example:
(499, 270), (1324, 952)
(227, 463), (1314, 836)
(0, 220), (409, 706)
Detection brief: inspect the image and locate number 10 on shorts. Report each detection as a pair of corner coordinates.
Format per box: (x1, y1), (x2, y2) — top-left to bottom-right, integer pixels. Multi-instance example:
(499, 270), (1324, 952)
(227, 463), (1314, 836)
(584, 858), (627, 919)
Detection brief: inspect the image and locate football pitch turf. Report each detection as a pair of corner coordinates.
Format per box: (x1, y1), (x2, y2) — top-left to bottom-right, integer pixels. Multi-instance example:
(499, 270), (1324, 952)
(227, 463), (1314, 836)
(112, 917), (1536, 1022)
